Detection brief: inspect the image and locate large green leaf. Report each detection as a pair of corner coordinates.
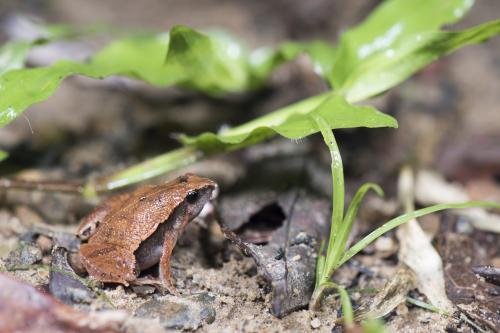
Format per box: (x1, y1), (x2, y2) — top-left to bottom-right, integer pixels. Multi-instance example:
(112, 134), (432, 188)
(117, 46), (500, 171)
(325, 0), (500, 102)
(181, 93), (398, 151)
(329, 0), (474, 90)
(340, 20), (500, 102)
(249, 40), (337, 82)
(0, 26), (301, 129)
(0, 21), (111, 77)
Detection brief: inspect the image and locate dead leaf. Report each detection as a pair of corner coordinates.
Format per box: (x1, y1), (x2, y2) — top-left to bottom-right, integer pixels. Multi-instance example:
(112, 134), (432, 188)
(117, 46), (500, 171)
(218, 190), (330, 317)
(355, 266), (416, 320)
(49, 246), (95, 305)
(415, 170), (500, 233)
(437, 215), (500, 332)
(0, 273), (123, 333)
(397, 167), (454, 312)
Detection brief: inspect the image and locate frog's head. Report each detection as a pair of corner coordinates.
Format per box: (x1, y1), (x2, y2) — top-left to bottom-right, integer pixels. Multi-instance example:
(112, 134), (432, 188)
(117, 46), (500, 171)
(177, 173), (218, 220)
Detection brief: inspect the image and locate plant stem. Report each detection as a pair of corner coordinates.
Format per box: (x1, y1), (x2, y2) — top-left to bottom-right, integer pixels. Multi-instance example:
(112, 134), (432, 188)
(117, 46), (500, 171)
(0, 178), (84, 193)
(309, 282), (334, 311)
(310, 114), (345, 309)
(84, 146), (203, 196)
(337, 284), (354, 328)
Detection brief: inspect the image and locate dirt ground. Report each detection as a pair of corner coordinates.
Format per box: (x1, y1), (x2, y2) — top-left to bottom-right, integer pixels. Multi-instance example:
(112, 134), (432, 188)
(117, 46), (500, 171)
(1, 1), (499, 332)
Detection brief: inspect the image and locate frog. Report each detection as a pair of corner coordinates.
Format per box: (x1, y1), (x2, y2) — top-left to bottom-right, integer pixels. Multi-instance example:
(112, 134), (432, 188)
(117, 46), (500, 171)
(76, 173), (217, 293)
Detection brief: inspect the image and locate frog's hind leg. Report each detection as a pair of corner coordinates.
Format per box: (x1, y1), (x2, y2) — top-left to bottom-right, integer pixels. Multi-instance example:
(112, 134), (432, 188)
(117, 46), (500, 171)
(80, 243), (137, 285)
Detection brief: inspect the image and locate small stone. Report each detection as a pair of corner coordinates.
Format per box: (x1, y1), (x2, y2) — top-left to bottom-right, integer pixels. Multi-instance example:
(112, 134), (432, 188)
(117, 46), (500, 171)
(292, 255), (301, 261)
(36, 235), (53, 254)
(491, 257), (500, 267)
(67, 252), (87, 275)
(131, 285), (156, 296)
(175, 279), (185, 289)
(293, 232), (310, 245)
(42, 256), (52, 265)
(396, 303), (408, 316)
(135, 293), (216, 330)
(5, 242), (42, 269)
(310, 318), (321, 329)
(456, 217), (474, 234)
(374, 236), (395, 252)
(351, 292), (361, 301)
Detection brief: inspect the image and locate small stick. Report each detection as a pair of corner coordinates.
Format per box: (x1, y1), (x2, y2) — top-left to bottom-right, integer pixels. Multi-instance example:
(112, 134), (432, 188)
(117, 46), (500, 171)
(0, 178), (84, 194)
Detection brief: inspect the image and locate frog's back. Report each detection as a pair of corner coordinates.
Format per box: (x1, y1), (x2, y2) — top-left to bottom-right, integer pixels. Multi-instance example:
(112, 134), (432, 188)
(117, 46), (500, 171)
(88, 174), (215, 251)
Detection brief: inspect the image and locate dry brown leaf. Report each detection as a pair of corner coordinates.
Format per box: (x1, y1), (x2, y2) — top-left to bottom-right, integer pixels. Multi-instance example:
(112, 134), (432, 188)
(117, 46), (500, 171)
(397, 167), (454, 312)
(0, 273), (124, 333)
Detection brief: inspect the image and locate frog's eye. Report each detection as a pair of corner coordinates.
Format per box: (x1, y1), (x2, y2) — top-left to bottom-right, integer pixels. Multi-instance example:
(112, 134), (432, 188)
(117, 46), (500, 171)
(186, 191), (200, 204)
(80, 227), (91, 238)
(78, 220), (100, 240)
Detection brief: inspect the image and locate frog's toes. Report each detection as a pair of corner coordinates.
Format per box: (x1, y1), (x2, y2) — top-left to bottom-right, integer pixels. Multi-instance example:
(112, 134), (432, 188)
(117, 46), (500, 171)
(80, 243), (137, 285)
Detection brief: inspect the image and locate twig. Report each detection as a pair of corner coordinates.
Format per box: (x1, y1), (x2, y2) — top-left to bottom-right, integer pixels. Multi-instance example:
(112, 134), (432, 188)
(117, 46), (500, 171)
(0, 178), (84, 194)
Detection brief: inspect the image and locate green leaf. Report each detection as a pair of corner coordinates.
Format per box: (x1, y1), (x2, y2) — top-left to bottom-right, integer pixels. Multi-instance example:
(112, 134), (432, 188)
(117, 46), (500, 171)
(164, 27), (250, 94)
(406, 296), (449, 316)
(181, 93), (398, 152)
(315, 245), (326, 288)
(250, 40), (337, 81)
(338, 201), (500, 268)
(0, 21), (113, 77)
(0, 41), (31, 76)
(326, 183), (383, 279)
(327, 0), (500, 102)
(0, 150), (7, 162)
(330, 0), (474, 90)
(340, 20), (500, 102)
(343, 183), (384, 240)
(0, 25), (304, 129)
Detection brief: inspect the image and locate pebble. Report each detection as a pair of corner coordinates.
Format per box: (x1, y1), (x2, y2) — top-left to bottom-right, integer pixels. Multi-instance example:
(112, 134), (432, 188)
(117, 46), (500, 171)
(36, 235), (53, 254)
(4, 242), (42, 269)
(292, 255), (301, 261)
(135, 293), (216, 330)
(456, 217), (474, 234)
(310, 318), (321, 329)
(374, 236), (395, 252)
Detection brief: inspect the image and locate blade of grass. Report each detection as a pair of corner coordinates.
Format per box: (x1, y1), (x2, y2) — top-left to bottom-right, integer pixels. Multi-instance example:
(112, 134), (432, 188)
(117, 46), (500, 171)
(337, 284), (354, 327)
(315, 240), (326, 289)
(327, 183), (383, 277)
(338, 201), (500, 268)
(311, 114), (344, 286)
(406, 296), (449, 316)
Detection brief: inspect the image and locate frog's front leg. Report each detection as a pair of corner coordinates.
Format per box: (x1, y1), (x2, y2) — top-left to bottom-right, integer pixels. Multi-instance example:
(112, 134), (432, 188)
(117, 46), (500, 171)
(157, 226), (186, 295)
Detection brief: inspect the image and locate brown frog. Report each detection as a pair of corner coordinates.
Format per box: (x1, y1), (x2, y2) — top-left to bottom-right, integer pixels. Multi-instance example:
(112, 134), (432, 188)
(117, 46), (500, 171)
(76, 173), (217, 293)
